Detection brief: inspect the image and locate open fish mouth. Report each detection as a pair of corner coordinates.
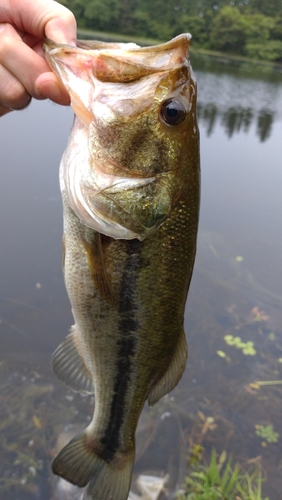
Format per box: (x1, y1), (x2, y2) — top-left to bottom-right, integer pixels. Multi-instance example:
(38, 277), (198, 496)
(43, 34), (191, 72)
(43, 34), (191, 125)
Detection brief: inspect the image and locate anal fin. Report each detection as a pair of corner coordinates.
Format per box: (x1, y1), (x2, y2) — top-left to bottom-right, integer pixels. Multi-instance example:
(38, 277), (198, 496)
(147, 330), (188, 406)
(52, 326), (94, 394)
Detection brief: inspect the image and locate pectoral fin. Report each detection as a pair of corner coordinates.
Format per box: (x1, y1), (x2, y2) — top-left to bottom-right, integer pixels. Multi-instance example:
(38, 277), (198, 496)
(147, 331), (187, 406)
(83, 233), (114, 306)
(52, 326), (94, 394)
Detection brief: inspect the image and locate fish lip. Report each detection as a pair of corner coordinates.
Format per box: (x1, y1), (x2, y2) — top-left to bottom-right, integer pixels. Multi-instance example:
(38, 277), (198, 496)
(127, 33), (192, 52)
(42, 34), (191, 72)
(42, 39), (82, 65)
(43, 33), (191, 53)
(43, 34), (192, 94)
(43, 38), (70, 53)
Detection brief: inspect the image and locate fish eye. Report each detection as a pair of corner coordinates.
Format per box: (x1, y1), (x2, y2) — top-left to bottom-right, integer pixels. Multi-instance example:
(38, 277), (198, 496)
(160, 98), (187, 126)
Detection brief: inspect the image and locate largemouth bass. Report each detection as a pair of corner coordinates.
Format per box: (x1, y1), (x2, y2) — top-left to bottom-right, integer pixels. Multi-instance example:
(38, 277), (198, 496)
(44, 34), (200, 500)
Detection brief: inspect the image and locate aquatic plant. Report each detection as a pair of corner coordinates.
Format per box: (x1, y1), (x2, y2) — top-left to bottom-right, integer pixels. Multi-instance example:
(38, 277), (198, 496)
(255, 424), (279, 443)
(250, 307), (269, 322)
(178, 448), (269, 500)
(216, 350), (226, 358)
(224, 335), (257, 355)
(178, 449), (240, 499)
(235, 468), (269, 500)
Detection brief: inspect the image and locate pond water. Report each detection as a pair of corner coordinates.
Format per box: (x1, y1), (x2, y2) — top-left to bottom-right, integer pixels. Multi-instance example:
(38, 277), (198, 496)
(0, 53), (282, 499)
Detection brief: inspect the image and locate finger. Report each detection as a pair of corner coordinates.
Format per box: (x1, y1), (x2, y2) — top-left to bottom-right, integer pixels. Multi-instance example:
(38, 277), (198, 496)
(0, 63), (32, 112)
(45, 8), (77, 45)
(0, 24), (68, 103)
(35, 72), (70, 106)
(0, 104), (13, 117)
(0, 0), (76, 44)
(31, 39), (70, 104)
(0, 23), (50, 99)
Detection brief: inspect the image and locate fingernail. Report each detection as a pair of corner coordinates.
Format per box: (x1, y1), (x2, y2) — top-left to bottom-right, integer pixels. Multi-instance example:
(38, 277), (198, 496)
(0, 23), (7, 34)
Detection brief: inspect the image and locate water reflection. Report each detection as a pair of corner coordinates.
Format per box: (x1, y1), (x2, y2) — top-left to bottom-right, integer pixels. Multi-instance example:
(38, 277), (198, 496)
(195, 65), (282, 141)
(257, 109), (274, 142)
(197, 103), (274, 142)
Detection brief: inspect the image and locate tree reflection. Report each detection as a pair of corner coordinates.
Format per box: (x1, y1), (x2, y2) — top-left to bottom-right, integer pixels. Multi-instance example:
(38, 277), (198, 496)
(197, 103), (274, 142)
(222, 107), (253, 137)
(257, 109), (274, 142)
(197, 103), (218, 136)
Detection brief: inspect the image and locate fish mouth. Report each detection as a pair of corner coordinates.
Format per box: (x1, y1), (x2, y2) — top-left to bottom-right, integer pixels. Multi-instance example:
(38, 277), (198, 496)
(43, 34), (191, 84)
(43, 34), (193, 127)
(43, 33), (191, 59)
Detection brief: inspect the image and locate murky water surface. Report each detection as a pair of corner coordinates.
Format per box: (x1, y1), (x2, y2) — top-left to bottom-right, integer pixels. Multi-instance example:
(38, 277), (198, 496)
(0, 56), (282, 499)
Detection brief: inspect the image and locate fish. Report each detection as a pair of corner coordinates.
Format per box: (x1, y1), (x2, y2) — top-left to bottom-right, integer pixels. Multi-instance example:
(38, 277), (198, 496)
(43, 34), (200, 500)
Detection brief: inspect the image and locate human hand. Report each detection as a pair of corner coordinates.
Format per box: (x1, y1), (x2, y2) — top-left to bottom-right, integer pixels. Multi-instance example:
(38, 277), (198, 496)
(0, 0), (76, 117)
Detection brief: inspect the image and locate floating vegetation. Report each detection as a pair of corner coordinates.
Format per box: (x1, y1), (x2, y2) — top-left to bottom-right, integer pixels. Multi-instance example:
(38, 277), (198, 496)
(224, 335), (257, 355)
(197, 412), (217, 436)
(255, 425), (279, 444)
(250, 307), (270, 323)
(216, 350), (228, 359)
(267, 333), (276, 341)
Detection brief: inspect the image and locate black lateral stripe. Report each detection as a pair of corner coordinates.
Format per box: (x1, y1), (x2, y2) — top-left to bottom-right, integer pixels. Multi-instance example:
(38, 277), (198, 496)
(100, 239), (142, 462)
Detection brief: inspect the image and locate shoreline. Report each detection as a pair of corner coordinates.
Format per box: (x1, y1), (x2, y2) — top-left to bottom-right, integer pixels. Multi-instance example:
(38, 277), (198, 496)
(77, 27), (282, 73)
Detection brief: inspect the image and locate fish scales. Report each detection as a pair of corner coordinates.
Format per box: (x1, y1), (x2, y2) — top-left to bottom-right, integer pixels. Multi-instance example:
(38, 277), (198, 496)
(44, 33), (200, 500)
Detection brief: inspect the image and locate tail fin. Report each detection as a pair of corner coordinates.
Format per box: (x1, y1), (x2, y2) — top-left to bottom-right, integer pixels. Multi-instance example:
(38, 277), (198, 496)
(52, 429), (134, 500)
(83, 458), (133, 500)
